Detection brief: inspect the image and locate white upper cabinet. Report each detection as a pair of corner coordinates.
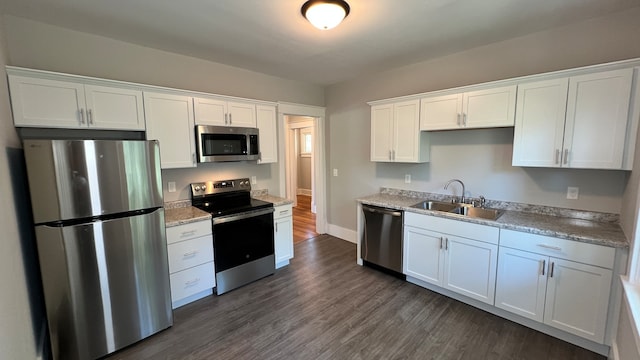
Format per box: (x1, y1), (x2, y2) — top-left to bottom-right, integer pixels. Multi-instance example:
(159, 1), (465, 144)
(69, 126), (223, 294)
(256, 104), (278, 164)
(9, 75), (145, 130)
(513, 68), (634, 169)
(194, 97), (256, 127)
(420, 85), (516, 130)
(371, 100), (429, 163)
(144, 92), (197, 169)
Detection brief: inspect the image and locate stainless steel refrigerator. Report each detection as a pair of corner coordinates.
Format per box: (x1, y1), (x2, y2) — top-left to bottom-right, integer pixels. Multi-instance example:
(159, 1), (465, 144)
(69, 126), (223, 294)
(23, 139), (172, 360)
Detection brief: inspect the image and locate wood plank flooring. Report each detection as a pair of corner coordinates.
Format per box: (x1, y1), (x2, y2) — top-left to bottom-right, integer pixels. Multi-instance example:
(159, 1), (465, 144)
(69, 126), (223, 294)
(107, 235), (604, 360)
(293, 194), (318, 243)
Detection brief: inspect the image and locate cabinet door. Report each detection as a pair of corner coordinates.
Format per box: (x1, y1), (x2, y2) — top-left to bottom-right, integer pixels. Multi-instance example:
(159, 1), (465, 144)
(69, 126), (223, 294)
(443, 235), (498, 305)
(84, 85), (145, 130)
(512, 78), (568, 167)
(227, 101), (257, 127)
(370, 104), (394, 162)
(563, 68), (633, 169)
(403, 226), (445, 286)
(8, 75), (86, 128)
(543, 258), (612, 343)
(420, 93), (462, 130)
(256, 105), (278, 164)
(495, 247), (547, 322)
(393, 99), (421, 162)
(194, 97), (227, 126)
(274, 215), (293, 268)
(462, 85), (517, 128)
(144, 92), (196, 169)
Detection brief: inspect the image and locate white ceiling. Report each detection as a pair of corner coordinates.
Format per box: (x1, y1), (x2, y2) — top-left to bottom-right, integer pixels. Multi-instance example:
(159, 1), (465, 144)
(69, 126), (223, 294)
(0, 0), (638, 86)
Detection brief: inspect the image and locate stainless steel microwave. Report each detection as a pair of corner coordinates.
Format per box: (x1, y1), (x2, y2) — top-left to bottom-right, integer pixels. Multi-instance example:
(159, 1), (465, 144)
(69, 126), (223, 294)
(196, 125), (260, 163)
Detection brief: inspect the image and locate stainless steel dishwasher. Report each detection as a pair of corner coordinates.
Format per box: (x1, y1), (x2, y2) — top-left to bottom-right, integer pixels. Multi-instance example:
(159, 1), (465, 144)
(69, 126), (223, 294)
(362, 204), (404, 276)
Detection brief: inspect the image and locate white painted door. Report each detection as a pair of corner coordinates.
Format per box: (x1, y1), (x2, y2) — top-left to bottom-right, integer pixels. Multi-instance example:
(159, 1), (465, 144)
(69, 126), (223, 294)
(443, 235), (498, 305)
(227, 101), (257, 127)
(420, 93), (462, 130)
(543, 258), (612, 343)
(370, 104), (394, 162)
(84, 85), (145, 130)
(512, 78), (569, 167)
(194, 97), (227, 126)
(144, 92), (196, 169)
(403, 226), (445, 286)
(9, 75), (86, 128)
(274, 215), (293, 268)
(393, 99), (421, 162)
(563, 68), (633, 169)
(495, 247), (547, 322)
(256, 105), (277, 164)
(462, 85), (517, 128)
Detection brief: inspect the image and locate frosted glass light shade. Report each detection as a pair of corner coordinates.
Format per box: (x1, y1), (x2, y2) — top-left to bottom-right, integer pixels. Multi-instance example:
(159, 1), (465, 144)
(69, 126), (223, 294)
(302, 0), (350, 30)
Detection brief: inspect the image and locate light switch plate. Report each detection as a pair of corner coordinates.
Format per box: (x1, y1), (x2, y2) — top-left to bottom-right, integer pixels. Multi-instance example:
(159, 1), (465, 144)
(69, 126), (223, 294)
(405, 174), (411, 183)
(168, 181), (176, 193)
(251, 176), (257, 185)
(333, 168), (338, 177)
(567, 186), (579, 199)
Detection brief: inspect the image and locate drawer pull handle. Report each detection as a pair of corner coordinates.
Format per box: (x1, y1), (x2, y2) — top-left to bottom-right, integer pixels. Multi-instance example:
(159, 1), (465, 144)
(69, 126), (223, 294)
(279, 210), (289, 215)
(536, 244), (562, 251)
(183, 251), (198, 258)
(180, 230), (197, 238)
(185, 278), (200, 287)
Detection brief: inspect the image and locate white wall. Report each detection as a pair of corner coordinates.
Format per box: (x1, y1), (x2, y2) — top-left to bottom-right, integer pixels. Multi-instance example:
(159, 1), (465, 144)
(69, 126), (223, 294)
(0, 15), (39, 360)
(325, 7), (640, 230)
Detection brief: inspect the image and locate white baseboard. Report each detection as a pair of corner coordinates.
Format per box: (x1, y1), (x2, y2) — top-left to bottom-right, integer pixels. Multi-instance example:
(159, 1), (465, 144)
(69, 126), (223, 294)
(296, 189), (312, 196)
(327, 224), (357, 243)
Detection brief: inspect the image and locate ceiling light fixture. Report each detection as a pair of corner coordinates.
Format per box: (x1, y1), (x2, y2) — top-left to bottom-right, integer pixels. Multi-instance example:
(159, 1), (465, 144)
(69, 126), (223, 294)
(301, 0), (350, 30)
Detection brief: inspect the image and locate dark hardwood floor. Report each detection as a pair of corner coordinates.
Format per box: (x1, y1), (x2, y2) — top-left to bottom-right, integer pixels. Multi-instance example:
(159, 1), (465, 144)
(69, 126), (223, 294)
(293, 194), (318, 243)
(108, 235), (604, 360)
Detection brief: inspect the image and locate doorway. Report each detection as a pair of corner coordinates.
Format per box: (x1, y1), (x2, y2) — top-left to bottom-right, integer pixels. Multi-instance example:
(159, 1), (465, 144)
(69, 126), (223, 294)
(286, 116), (318, 243)
(277, 102), (326, 242)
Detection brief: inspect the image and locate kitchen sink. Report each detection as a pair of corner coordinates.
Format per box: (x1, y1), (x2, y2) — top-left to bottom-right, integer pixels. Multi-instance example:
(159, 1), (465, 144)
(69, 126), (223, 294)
(449, 206), (504, 220)
(410, 200), (458, 212)
(410, 199), (504, 220)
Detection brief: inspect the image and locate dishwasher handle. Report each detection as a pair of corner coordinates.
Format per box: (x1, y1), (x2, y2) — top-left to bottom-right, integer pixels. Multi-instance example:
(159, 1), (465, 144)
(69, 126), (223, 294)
(363, 205), (403, 217)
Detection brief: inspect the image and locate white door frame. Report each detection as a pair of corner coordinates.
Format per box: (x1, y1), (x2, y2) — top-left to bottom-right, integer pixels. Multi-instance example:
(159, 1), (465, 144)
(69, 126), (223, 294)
(287, 119), (315, 211)
(278, 102), (326, 234)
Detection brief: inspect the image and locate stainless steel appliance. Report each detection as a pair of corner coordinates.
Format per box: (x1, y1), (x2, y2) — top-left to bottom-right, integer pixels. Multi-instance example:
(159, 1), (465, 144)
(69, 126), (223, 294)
(196, 125), (260, 163)
(362, 204), (404, 276)
(190, 178), (275, 294)
(23, 139), (172, 360)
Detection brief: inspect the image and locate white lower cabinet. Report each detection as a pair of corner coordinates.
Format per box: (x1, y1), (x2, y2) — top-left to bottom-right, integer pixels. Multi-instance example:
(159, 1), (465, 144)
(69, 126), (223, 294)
(166, 220), (215, 308)
(495, 229), (614, 343)
(403, 213), (498, 305)
(274, 204), (294, 268)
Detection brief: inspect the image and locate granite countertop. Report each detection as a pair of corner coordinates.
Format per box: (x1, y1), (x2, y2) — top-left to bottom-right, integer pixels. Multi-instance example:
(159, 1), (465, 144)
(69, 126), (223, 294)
(164, 200), (211, 227)
(357, 192), (628, 249)
(252, 189), (294, 207)
(164, 192), (293, 227)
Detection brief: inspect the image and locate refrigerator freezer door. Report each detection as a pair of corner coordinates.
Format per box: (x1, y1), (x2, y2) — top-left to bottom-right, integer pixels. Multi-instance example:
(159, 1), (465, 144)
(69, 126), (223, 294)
(36, 208), (172, 360)
(24, 139), (163, 224)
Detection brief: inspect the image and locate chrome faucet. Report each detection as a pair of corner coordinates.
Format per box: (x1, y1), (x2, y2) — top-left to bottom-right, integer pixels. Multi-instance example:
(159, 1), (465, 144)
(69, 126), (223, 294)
(444, 179), (465, 204)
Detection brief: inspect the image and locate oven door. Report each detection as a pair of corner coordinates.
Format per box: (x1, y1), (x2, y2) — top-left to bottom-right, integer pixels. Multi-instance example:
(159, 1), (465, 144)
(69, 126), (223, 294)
(212, 208), (274, 273)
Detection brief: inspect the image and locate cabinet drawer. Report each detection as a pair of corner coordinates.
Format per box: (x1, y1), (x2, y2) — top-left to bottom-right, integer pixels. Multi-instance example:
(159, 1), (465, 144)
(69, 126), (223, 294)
(500, 229), (615, 269)
(168, 235), (214, 273)
(166, 220), (212, 244)
(274, 204), (293, 220)
(170, 262), (215, 302)
(405, 212), (499, 245)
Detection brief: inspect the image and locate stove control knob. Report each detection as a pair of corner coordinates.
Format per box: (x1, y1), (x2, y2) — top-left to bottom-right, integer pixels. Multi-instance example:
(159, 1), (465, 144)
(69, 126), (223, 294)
(201, 185), (206, 190)
(194, 185), (201, 191)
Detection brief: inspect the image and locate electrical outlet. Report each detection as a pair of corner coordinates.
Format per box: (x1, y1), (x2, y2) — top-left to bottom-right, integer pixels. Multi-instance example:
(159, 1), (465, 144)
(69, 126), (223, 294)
(251, 176), (257, 185)
(405, 174), (411, 183)
(168, 181), (176, 193)
(333, 168), (338, 177)
(567, 186), (579, 200)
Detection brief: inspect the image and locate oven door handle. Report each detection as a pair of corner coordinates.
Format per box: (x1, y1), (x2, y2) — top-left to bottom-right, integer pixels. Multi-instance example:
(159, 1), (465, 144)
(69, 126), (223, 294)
(212, 208), (275, 225)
